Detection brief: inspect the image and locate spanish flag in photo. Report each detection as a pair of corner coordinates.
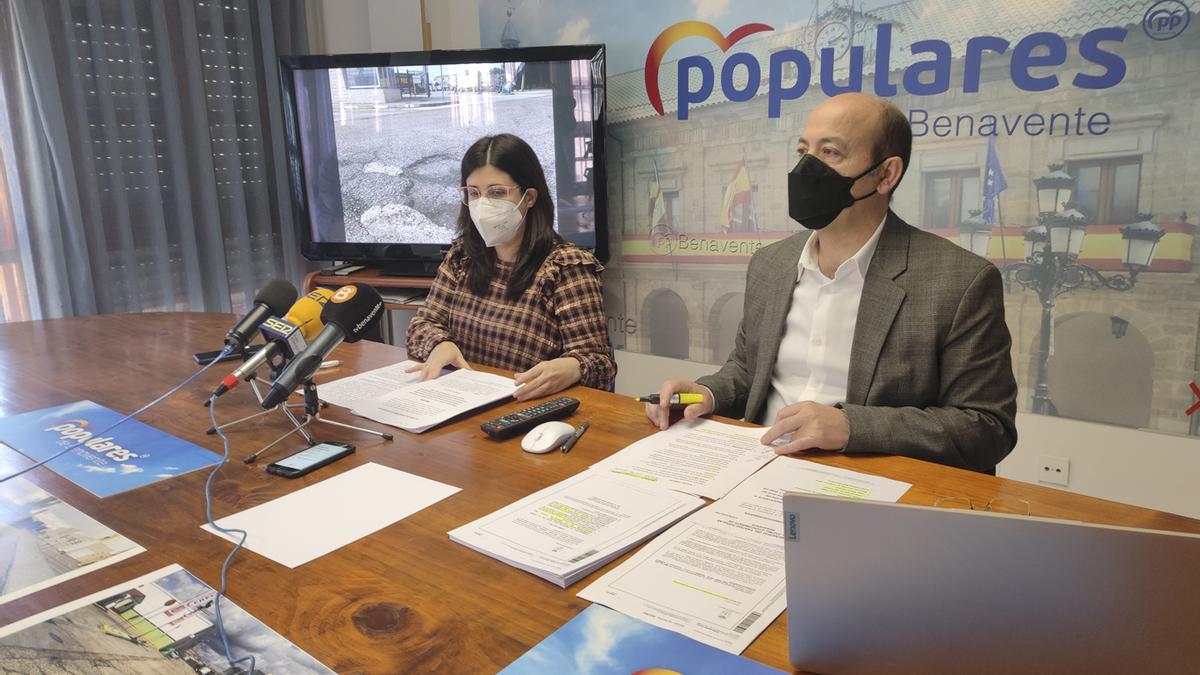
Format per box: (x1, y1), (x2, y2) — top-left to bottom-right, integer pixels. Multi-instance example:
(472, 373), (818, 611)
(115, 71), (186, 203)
(720, 157), (752, 233)
(649, 160), (668, 231)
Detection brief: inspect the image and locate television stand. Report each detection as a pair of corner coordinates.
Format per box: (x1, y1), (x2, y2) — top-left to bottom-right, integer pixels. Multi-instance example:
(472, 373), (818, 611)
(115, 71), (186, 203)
(378, 260), (441, 277)
(303, 267), (437, 345)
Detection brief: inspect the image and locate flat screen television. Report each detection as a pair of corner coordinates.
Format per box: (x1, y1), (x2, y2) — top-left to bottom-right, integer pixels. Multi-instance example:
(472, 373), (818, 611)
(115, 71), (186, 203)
(279, 45), (608, 275)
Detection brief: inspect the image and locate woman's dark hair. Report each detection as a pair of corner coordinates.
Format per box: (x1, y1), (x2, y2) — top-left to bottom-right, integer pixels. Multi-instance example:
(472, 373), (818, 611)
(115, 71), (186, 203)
(458, 134), (561, 300)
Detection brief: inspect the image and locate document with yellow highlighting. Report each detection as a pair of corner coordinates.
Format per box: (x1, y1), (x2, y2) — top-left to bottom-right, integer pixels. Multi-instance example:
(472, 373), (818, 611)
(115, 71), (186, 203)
(448, 470), (705, 588)
(590, 419), (777, 499)
(578, 457), (910, 654)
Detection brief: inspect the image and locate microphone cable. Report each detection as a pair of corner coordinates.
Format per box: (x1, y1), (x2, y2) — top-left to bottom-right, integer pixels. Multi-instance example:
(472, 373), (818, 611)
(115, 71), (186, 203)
(0, 344), (236, 485)
(204, 394), (257, 675)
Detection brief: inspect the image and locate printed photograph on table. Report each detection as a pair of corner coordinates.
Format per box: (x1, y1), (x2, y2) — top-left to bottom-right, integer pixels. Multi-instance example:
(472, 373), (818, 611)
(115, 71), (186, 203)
(500, 603), (783, 674)
(0, 564), (333, 674)
(0, 476), (143, 604)
(481, 0), (1200, 439)
(0, 401), (220, 498)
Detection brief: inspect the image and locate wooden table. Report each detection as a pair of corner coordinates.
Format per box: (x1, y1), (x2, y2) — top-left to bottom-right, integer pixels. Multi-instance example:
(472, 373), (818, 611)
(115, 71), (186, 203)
(2, 313), (1198, 673)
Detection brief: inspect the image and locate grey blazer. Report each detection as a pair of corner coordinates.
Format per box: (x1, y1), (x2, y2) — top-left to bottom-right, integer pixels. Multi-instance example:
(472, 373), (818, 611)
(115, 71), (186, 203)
(696, 211), (1018, 473)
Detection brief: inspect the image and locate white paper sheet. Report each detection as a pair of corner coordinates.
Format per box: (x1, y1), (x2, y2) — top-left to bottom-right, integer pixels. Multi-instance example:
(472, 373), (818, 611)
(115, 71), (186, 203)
(579, 457), (911, 654)
(353, 369), (518, 433)
(774, 458), (912, 503)
(449, 470), (704, 587)
(590, 419), (778, 499)
(316, 360), (431, 411)
(201, 462), (460, 568)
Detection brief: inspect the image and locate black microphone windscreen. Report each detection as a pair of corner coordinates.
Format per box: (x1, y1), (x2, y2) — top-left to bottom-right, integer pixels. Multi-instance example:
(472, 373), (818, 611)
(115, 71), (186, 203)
(320, 284), (384, 343)
(254, 279), (298, 315)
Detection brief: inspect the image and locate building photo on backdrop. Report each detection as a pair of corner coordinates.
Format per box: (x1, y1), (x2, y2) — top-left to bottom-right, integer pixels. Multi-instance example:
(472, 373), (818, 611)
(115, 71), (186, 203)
(481, 0), (1200, 440)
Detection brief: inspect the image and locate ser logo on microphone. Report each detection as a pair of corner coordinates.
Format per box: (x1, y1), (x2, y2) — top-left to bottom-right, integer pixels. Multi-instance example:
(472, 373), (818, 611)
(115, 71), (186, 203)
(304, 288), (332, 307)
(261, 315), (307, 357)
(261, 316), (299, 337)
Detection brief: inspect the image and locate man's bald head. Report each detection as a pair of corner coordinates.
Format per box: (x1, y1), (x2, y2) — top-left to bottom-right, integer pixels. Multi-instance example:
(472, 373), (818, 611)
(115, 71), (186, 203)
(805, 93), (912, 189)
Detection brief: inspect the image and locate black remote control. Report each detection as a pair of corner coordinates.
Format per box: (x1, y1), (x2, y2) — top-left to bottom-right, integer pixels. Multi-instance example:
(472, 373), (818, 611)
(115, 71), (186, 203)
(480, 396), (580, 439)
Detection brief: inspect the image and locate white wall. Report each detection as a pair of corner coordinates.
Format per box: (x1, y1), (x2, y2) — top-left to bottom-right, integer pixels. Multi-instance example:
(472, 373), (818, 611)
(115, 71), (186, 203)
(1001, 413), (1200, 520)
(310, 0), (480, 53)
(426, 0), (481, 49)
(308, 0), (424, 53)
(613, 350), (714, 398)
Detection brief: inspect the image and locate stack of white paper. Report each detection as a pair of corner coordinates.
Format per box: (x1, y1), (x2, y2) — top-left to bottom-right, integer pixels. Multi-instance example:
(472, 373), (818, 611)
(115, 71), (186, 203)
(579, 457), (911, 654)
(322, 364), (517, 433)
(448, 470), (705, 587)
(590, 418), (779, 499)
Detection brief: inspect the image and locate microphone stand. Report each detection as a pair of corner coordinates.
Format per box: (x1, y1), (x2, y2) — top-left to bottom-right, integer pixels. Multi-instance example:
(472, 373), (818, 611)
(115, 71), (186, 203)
(204, 376), (304, 432)
(205, 346), (309, 437)
(297, 380), (395, 441)
(206, 352), (394, 463)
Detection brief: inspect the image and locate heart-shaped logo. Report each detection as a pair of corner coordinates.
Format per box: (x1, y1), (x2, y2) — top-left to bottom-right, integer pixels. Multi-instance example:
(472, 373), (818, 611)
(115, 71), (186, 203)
(644, 21), (774, 117)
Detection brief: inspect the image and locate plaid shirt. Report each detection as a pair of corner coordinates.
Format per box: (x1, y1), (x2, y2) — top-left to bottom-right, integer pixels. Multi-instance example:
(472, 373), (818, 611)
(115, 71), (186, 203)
(405, 242), (616, 391)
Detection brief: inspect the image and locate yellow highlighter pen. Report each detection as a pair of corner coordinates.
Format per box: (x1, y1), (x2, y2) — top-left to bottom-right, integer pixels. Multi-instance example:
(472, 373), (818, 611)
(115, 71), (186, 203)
(634, 393), (706, 405)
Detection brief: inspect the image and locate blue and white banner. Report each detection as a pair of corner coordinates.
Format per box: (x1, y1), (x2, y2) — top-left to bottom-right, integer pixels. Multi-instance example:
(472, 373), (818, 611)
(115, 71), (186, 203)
(0, 401), (220, 497)
(481, 0), (1200, 438)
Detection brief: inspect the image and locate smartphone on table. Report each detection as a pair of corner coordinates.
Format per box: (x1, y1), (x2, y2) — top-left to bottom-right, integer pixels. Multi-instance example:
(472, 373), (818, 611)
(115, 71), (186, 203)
(266, 441), (355, 478)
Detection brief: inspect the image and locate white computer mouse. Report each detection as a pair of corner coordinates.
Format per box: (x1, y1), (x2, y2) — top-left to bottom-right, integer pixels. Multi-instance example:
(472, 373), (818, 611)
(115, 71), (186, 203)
(521, 420), (575, 454)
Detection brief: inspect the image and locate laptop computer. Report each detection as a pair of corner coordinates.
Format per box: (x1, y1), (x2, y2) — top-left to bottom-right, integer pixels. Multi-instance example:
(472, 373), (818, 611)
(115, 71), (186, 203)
(782, 493), (1200, 674)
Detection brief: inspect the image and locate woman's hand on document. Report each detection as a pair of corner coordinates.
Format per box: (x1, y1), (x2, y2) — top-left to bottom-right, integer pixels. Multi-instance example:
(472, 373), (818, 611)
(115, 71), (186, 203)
(407, 341), (472, 381)
(513, 357), (582, 402)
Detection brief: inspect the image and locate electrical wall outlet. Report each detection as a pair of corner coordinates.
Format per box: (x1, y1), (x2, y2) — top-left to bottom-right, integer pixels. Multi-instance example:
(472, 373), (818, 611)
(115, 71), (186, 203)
(1037, 454), (1070, 487)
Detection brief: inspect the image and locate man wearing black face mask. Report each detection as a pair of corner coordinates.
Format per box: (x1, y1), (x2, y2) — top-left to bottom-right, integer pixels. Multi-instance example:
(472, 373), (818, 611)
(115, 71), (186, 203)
(645, 93), (1017, 474)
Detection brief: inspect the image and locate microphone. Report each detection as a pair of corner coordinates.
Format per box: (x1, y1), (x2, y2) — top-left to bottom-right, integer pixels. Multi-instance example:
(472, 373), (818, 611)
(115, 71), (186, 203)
(260, 284), (384, 409)
(223, 279), (297, 352)
(289, 288), (335, 341)
(211, 288), (334, 399)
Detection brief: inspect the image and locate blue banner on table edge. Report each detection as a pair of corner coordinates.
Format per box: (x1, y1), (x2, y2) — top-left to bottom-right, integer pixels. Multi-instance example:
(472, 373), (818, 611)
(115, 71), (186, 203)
(0, 400), (220, 497)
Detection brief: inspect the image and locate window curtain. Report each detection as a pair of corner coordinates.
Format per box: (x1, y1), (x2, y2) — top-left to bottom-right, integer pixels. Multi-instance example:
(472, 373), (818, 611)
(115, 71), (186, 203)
(0, 0), (311, 322)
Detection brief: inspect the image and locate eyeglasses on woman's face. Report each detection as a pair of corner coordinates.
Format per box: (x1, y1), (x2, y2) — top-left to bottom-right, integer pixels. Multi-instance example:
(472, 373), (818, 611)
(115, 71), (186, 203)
(457, 184), (522, 205)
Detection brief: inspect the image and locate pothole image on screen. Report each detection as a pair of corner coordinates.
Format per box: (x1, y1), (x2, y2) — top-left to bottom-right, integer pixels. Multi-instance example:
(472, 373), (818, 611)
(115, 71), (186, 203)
(333, 90), (559, 245)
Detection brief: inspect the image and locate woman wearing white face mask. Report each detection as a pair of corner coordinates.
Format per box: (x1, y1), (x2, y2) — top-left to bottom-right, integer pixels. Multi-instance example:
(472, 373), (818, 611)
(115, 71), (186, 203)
(404, 134), (616, 401)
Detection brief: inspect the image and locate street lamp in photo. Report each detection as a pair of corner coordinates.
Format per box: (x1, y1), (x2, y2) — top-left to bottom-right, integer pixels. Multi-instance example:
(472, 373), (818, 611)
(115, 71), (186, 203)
(1033, 163), (1073, 216)
(957, 209), (992, 258)
(1110, 315), (1130, 339)
(1022, 224), (1048, 261)
(1121, 214), (1166, 273)
(991, 165), (1162, 415)
(1045, 206), (1089, 258)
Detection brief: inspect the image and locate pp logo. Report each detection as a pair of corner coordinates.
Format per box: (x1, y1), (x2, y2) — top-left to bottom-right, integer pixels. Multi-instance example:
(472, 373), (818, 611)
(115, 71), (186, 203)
(650, 224), (675, 256)
(1143, 0), (1191, 40)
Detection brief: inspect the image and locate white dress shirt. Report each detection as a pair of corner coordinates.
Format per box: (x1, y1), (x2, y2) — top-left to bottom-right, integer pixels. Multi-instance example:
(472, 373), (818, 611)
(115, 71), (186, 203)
(762, 216), (886, 425)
